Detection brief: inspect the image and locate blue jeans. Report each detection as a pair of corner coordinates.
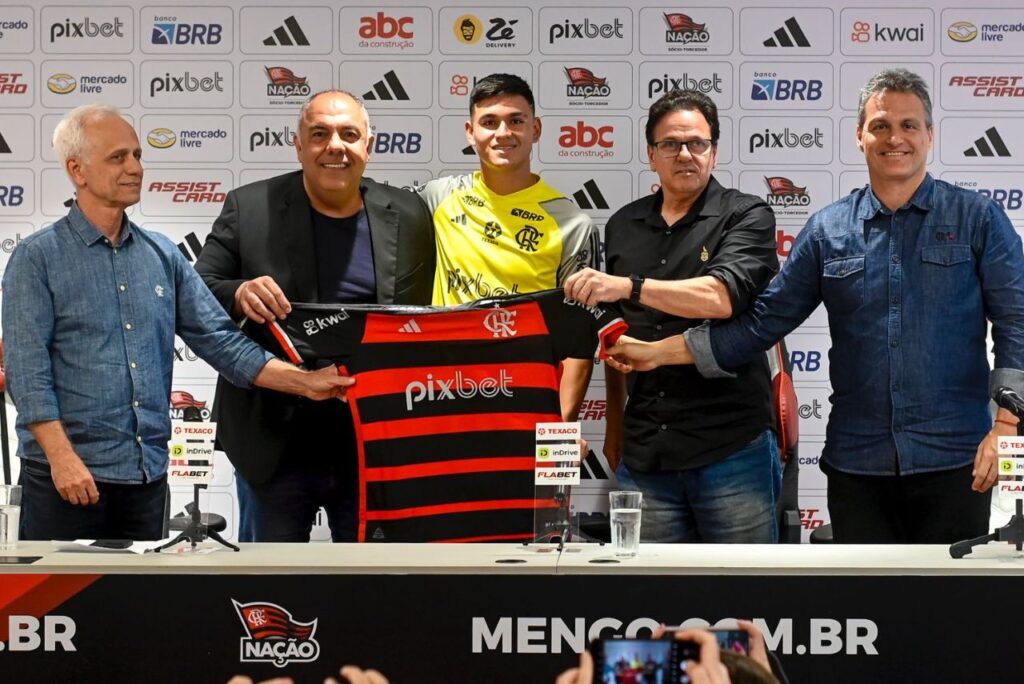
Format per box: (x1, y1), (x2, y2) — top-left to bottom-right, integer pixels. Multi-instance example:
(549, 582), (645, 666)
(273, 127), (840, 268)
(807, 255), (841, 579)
(616, 430), (782, 543)
(18, 460), (166, 541)
(236, 456), (358, 543)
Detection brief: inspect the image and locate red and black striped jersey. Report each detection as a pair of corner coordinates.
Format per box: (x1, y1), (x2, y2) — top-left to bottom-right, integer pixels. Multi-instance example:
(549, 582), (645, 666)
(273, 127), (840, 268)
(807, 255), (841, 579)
(251, 289), (627, 543)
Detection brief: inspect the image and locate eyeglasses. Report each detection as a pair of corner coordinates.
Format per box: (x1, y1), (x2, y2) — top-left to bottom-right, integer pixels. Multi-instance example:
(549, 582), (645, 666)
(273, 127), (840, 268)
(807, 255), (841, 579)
(651, 138), (715, 158)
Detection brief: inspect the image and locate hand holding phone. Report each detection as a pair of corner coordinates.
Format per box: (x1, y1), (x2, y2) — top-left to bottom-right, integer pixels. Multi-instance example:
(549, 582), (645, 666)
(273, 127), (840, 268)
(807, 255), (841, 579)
(589, 636), (699, 684)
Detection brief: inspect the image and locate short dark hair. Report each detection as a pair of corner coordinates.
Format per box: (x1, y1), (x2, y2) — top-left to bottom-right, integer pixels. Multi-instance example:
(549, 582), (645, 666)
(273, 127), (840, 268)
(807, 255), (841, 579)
(857, 68), (933, 129)
(645, 89), (719, 146)
(469, 73), (535, 115)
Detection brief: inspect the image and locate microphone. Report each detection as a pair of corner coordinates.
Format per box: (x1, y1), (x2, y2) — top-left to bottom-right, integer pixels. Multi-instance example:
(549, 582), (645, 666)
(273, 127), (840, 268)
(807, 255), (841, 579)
(993, 386), (1024, 421)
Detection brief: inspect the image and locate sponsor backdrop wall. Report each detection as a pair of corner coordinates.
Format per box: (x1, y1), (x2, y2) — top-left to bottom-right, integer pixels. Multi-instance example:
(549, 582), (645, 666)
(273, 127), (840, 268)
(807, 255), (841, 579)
(1, 0), (1022, 542)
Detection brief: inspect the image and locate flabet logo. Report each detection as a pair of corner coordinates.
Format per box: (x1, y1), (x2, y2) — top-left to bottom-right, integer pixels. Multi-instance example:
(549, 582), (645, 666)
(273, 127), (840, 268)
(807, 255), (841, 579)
(232, 600), (320, 668)
(404, 370), (513, 411)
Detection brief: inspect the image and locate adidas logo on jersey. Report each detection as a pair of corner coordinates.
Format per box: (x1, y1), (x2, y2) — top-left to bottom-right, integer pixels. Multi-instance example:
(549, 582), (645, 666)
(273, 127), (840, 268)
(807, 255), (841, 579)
(398, 319), (422, 333)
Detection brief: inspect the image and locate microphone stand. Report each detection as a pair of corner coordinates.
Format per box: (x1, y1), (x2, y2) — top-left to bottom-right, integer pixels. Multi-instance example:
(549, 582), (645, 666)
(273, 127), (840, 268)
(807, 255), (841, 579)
(154, 406), (238, 553)
(950, 418), (1024, 558)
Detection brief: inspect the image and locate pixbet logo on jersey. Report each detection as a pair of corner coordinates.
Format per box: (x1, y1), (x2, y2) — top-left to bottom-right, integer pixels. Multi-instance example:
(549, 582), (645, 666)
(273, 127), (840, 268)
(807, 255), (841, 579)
(233, 600), (320, 668)
(149, 71), (224, 98)
(148, 182), (226, 204)
(751, 74), (822, 101)
(50, 16), (124, 42)
(565, 67), (610, 99)
(404, 370), (513, 411)
(151, 19), (223, 45)
(663, 13), (709, 45)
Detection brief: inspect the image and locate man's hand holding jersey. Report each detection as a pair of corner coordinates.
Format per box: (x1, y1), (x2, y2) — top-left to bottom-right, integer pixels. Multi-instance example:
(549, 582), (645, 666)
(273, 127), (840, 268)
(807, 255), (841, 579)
(233, 275), (292, 324)
(563, 268), (631, 307)
(234, 276), (354, 402)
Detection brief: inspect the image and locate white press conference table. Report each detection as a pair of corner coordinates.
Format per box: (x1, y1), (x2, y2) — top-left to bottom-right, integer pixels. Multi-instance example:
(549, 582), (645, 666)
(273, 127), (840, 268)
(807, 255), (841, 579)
(4, 539), (1023, 574)
(4, 541), (1024, 684)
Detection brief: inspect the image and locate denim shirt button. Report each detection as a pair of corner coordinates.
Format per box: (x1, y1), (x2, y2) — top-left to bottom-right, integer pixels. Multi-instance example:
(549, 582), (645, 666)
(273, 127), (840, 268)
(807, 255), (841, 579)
(890, 338), (899, 347)
(891, 255), (900, 264)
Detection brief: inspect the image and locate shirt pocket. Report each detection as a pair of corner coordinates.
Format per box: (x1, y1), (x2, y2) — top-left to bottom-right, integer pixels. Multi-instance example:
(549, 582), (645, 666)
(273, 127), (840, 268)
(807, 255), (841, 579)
(822, 255), (865, 314)
(920, 244), (973, 301)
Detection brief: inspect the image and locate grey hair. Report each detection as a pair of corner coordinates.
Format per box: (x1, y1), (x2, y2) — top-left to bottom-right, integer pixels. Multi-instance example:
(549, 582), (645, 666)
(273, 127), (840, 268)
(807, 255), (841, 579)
(296, 89), (372, 135)
(857, 68), (933, 129)
(52, 103), (125, 164)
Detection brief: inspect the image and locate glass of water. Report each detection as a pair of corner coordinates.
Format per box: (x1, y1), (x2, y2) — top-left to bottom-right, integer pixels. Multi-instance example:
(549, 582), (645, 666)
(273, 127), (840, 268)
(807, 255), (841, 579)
(0, 484), (22, 551)
(608, 490), (642, 557)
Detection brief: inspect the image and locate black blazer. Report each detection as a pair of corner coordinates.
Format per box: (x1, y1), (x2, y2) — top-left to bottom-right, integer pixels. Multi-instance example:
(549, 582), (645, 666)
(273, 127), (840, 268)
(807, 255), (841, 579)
(195, 170), (434, 484)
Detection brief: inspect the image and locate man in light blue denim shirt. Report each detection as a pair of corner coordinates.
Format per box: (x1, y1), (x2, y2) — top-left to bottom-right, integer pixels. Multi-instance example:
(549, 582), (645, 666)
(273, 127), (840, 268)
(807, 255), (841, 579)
(602, 69), (1024, 544)
(1, 104), (352, 541)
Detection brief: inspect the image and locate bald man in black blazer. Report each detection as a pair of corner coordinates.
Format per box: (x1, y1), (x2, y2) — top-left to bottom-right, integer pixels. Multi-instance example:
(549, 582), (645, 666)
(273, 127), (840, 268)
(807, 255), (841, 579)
(196, 91), (433, 542)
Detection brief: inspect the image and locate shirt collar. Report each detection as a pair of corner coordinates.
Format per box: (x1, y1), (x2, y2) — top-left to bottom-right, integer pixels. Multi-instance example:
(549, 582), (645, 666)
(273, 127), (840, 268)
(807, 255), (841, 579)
(67, 202), (133, 246)
(634, 175), (724, 227)
(856, 173), (934, 219)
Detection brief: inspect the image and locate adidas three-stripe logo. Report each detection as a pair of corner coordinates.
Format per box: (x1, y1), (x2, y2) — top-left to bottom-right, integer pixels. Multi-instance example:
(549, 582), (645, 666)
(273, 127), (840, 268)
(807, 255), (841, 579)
(763, 17), (810, 47)
(573, 179), (609, 210)
(177, 231), (204, 263)
(964, 127), (1011, 157)
(363, 71), (410, 101)
(263, 16), (310, 47)
(398, 319), (422, 333)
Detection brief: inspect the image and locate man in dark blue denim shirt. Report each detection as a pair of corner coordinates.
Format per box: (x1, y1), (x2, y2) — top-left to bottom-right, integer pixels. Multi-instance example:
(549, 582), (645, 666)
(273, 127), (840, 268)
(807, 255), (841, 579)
(602, 70), (1024, 543)
(1, 105), (351, 541)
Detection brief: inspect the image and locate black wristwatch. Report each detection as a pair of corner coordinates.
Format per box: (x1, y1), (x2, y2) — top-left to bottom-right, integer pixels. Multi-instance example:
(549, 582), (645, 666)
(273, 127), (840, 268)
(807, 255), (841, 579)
(629, 274), (645, 303)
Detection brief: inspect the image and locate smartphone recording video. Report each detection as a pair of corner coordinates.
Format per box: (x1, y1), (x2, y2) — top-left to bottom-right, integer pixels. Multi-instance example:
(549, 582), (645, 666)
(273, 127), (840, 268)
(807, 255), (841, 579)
(708, 628), (750, 656)
(591, 637), (699, 684)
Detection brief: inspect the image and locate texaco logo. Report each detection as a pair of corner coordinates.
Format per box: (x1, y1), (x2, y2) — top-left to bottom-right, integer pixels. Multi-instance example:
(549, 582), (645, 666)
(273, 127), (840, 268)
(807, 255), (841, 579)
(515, 225), (543, 252)
(483, 308), (518, 338)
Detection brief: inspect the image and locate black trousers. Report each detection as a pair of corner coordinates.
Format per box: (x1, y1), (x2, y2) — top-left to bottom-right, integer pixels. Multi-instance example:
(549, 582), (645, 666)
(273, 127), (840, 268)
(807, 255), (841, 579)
(825, 462), (991, 544)
(19, 460), (166, 541)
